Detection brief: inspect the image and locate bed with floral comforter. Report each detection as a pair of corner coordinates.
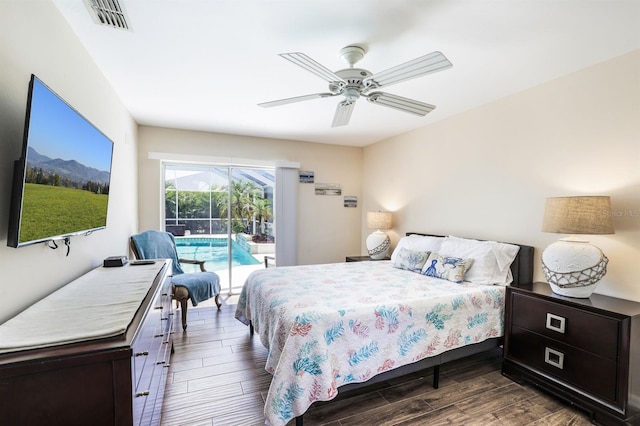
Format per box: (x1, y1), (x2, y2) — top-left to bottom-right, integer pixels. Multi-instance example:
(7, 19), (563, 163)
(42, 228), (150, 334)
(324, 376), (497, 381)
(235, 260), (509, 425)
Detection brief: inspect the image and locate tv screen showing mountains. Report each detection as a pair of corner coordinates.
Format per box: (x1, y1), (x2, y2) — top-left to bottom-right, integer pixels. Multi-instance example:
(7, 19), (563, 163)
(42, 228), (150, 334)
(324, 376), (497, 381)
(18, 146), (111, 244)
(26, 146), (110, 191)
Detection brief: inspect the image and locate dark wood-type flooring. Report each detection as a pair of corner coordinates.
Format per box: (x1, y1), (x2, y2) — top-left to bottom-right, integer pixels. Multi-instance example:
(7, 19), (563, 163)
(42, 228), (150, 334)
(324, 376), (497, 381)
(161, 297), (593, 425)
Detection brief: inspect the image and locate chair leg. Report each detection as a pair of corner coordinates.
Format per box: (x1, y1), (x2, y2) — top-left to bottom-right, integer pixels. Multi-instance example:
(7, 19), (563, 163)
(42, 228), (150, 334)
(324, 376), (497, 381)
(215, 294), (221, 310)
(180, 297), (188, 331)
(172, 285), (190, 331)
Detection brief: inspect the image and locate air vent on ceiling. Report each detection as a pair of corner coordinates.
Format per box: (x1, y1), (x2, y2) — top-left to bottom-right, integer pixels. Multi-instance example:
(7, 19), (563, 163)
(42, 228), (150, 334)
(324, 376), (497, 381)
(84, 0), (130, 30)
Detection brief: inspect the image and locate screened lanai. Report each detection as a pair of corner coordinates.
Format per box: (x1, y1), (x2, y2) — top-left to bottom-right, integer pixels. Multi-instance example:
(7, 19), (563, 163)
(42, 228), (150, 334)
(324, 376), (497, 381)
(163, 163), (276, 293)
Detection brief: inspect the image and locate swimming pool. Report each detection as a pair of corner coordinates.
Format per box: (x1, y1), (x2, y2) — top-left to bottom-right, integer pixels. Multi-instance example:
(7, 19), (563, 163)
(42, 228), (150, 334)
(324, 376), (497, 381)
(175, 237), (261, 271)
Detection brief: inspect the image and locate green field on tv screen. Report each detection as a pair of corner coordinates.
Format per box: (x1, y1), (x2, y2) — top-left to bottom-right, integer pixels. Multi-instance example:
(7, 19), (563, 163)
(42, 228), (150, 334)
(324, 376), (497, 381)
(19, 183), (108, 243)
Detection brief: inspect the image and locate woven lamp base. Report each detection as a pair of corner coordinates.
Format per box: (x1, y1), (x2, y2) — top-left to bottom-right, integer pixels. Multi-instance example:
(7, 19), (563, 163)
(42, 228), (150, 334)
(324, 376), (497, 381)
(366, 231), (390, 260)
(541, 239), (608, 298)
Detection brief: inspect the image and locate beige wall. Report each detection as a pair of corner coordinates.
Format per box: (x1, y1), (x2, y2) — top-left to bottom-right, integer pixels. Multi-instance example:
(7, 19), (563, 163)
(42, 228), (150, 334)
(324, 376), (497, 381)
(137, 126), (363, 266)
(363, 50), (640, 301)
(0, 2), (139, 323)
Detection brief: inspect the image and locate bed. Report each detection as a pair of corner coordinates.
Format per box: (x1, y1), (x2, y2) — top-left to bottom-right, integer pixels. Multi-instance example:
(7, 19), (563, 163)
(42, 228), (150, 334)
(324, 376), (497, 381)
(235, 233), (534, 425)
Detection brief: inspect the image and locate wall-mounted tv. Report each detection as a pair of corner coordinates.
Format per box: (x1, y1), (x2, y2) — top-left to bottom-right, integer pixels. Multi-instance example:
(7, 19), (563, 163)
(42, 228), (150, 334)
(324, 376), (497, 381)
(7, 75), (114, 248)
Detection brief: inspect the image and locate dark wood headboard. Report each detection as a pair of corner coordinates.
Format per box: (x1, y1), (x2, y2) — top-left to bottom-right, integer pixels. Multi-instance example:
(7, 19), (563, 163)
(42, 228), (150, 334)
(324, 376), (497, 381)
(406, 233), (534, 288)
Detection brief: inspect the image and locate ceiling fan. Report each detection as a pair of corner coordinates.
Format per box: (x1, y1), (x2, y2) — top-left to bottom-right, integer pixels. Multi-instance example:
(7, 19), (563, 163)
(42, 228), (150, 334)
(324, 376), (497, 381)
(258, 45), (453, 127)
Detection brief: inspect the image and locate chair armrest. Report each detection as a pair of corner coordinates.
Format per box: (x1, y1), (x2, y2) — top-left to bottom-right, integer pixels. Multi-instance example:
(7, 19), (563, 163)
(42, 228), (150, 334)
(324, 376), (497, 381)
(264, 255), (275, 268)
(178, 258), (207, 272)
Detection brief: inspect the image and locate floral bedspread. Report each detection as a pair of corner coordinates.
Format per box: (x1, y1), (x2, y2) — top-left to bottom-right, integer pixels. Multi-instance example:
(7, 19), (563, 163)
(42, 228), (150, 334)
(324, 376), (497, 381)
(235, 261), (505, 425)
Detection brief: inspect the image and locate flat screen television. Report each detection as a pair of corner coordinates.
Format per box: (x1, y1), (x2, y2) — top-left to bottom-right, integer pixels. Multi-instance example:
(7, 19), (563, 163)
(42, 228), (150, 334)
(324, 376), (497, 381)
(7, 75), (114, 248)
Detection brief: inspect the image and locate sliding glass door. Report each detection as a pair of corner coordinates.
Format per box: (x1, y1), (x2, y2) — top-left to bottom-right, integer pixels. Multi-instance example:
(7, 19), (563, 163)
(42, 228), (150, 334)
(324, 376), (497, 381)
(164, 164), (275, 294)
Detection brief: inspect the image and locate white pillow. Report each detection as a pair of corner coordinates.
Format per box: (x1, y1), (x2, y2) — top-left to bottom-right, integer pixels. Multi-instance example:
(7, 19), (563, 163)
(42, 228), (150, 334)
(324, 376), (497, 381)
(439, 236), (519, 285)
(390, 234), (444, 263)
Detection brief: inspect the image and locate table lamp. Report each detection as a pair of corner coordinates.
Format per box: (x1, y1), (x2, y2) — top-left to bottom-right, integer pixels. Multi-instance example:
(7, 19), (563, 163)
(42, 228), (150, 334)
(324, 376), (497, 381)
(541, 196), (614, 298)
(366, 211), (392, 259)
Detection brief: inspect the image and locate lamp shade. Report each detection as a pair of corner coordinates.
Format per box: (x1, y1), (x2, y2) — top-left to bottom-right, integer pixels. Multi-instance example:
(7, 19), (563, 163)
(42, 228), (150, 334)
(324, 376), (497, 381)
(542, 196), (614, 235)
(366, 211), (392, 230)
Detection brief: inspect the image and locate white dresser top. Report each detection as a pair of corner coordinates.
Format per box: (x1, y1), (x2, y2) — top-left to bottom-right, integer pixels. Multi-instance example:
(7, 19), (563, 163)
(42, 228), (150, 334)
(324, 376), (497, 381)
(0, 261), (168, 354)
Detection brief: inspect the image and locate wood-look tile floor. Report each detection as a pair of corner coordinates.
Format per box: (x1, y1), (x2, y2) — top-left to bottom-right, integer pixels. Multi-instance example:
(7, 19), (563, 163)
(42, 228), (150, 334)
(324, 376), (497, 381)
(161, 297), (593, 426)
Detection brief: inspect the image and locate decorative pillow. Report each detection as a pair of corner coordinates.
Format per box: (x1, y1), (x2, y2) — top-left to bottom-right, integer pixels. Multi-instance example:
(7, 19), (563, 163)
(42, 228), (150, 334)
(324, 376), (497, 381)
(420, 252), (474, 283)
(392, 248), (431, 273)
(390, 234), (444, 263)
(439, 236), (520, 285)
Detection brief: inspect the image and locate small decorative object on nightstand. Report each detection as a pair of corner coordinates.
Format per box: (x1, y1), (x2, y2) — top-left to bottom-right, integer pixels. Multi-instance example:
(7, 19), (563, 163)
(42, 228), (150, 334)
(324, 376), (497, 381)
(503, 282), (640, 425)
(541, 196), (614, 298)
(365, 211), (392, 260)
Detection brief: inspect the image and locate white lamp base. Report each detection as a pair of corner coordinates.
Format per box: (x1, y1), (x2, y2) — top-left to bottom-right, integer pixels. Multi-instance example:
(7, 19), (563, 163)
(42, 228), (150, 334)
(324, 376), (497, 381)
(541, 239), (608, 298)
(366, 230), (390, 260)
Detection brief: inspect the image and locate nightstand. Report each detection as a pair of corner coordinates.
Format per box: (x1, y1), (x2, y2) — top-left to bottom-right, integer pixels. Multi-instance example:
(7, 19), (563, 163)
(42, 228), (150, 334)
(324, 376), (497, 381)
(502, 282), (640, 425)
(345, 255), (390, 262)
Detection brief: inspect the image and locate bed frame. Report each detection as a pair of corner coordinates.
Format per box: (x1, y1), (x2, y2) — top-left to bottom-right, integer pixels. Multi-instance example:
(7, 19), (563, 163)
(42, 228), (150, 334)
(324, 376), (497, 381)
(250, 233), (535, 426)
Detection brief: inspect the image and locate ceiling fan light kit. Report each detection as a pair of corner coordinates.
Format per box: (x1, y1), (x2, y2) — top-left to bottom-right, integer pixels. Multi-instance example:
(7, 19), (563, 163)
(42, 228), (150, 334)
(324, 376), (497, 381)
(259, 44), (452, 127)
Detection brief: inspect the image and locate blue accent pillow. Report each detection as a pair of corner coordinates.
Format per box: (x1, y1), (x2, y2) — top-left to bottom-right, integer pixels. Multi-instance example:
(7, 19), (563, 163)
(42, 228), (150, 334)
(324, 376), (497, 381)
(392, 248), (431, 273)
(420, 252), (474, 283)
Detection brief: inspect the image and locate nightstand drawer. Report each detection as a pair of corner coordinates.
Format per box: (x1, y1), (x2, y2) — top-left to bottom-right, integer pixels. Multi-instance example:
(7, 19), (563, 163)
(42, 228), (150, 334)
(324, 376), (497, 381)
(509, 326), (618, 402)
(511, 292), (619, 360)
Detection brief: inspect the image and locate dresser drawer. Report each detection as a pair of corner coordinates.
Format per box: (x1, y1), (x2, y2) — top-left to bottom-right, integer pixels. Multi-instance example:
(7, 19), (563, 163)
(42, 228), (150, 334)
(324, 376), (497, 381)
(509, 326), (618, 402)
(131, 331), (154, 391)
(511, 292), (619, 360)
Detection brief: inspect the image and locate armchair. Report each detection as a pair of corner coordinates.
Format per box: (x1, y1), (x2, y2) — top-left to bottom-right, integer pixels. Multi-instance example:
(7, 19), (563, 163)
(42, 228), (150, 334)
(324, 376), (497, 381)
(130, 230), (221, 331)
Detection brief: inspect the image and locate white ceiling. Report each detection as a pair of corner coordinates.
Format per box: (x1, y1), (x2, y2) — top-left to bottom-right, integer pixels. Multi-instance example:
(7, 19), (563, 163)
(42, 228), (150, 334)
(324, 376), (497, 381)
(51, 0), (640, 147)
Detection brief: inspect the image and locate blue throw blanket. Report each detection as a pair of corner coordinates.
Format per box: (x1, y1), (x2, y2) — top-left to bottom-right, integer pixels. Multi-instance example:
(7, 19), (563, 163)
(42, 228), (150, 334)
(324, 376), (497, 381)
(171, 272), (220, 306)
(131, 230), (220, 305)
(131, 230), (184, 275)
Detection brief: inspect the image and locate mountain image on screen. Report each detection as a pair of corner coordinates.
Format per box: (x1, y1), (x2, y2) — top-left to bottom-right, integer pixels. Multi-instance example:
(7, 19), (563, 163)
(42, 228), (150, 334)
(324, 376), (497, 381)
(26, 147), (110, 187)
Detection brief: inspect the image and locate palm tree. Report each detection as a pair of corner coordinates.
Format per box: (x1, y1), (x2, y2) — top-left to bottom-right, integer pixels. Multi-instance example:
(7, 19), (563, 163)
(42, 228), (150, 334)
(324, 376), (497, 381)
(253, 198), (272, 235)
(232, 180), (260, 230)
(214, 180), (262, 234)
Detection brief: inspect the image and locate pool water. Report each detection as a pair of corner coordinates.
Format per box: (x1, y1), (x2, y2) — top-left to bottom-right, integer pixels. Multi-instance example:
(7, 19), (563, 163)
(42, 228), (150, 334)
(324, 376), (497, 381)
(175, 237), (260, 271)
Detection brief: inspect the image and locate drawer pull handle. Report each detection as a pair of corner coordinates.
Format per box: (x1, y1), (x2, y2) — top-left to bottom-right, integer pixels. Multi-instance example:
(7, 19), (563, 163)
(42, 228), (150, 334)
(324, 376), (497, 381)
(546, 313), (566, 334)
(134, 351), (149, 357)
(135, 391), (150, 397)
(545, 347), (564, 369)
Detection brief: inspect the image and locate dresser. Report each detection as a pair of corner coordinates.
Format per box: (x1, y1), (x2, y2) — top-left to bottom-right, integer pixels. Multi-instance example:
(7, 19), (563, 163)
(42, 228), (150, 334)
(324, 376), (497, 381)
(503, 282), (640, 425)
(0, 260), (173, 425)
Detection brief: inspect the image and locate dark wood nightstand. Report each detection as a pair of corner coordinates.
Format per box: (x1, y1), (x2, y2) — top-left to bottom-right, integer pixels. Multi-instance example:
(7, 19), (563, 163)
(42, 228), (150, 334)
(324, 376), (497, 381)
(345, 255), (390, 262)
(502, 282), (640, 425)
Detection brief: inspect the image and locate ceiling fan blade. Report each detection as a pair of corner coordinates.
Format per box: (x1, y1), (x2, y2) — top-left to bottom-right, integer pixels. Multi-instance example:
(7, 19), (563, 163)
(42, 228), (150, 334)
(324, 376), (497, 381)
(331, 100), (356, 127)
(364, 51), (452, 89)
(258, 92), (336, 108)
(280, 52), (346, 84)
(367, 92), (435, 116)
